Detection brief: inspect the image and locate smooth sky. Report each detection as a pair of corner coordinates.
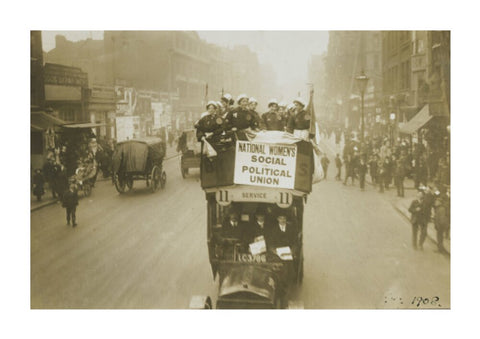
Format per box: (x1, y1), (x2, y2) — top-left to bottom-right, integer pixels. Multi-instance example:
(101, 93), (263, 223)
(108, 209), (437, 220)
(42, 30), (329, 96)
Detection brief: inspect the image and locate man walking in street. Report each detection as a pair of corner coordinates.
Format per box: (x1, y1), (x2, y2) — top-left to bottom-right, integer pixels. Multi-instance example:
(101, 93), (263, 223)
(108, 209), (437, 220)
(408, 189), (429, 250)
(62, 183), (79, 227)
(393, 155), (406, 197)
(358, 157), (367, 191)
(343, 154), (355, 186)
(433, 187), (449, 254)
(335, 154), (342, 181)
(321, 153), (330, 180)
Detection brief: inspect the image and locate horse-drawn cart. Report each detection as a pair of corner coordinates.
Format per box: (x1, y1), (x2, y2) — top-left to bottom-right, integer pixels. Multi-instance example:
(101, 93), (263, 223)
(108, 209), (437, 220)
(112, 138), (167, 193)
(177, 129), (201, 178)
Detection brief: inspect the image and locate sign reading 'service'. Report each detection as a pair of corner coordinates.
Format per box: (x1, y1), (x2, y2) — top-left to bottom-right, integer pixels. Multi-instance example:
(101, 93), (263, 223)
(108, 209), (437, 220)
(234, 141), (297, 189)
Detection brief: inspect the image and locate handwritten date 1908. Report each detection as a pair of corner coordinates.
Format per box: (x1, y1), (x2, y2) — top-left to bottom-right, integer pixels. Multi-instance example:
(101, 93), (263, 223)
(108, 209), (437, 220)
(411, 296), (441, 307)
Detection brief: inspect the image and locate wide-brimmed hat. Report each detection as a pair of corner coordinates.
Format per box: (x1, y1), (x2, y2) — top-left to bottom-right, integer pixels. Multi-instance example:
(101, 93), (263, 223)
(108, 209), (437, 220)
(206, 100), (217, 109)
(293, 97), (306, 107)
(268, 98), (278, 107)
(221, 93), (232, 102)
(237, 94), (249, 104)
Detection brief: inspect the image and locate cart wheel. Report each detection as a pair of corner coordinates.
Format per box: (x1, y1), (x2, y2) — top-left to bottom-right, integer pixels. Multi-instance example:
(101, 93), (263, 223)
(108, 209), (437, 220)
(84, 183), (92, 197)
(114, 173), (126, 193)
(150, 166), (160, 192)
(160, 171), (167, 189)
(126, 178), (133, 191)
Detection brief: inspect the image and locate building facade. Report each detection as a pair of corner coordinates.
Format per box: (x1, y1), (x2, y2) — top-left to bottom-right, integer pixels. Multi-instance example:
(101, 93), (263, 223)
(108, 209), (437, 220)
(43, 63), (89, 123)
(48, 31), (265, 132)
(324, 31), (383, 131)
(382, 31), (450, 148)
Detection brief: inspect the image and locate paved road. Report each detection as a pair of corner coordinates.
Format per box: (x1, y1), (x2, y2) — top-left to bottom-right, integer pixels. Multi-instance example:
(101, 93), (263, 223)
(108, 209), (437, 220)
(31, 149), (450, 309)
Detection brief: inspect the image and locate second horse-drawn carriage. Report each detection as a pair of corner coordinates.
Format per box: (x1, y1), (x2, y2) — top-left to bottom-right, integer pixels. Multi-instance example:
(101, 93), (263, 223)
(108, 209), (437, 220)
(112, 137), (167, 193)
(177, 129), (201, 178)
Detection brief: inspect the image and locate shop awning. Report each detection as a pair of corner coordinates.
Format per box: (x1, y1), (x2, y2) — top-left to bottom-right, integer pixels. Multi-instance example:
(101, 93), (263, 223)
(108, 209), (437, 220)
(61, 122), (107, 129)
(399, 104), (433, 134)
(31, 111), (66, 130)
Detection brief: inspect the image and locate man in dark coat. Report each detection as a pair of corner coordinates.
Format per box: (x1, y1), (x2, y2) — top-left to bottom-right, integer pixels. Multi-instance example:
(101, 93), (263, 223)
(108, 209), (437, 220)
(433, 189), (449, 254)
(62, 183), (79, 227)
(358, 157), (367, 190)
(393, 155), (406, 197)
(267, 211), (298, 284)
(335, 154), (342, 181)
(218, 211), (249, 246)
(42, 157), (57, 198)
(244, 208), (272, 254)
(321, 153), (330, 180)
(343, 154), (355, 185)
(369, 154), (378, 185)
(267, 212), (298, 255)
(54, 164), (68, 200)
(408, 190), (429, 250)
(32, 169), (45, 201)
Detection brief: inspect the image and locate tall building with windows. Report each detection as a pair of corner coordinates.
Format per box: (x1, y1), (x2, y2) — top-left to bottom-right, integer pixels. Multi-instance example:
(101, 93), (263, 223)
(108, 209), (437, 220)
(325, 31), (383, 129)
(382, 31), (450, 148)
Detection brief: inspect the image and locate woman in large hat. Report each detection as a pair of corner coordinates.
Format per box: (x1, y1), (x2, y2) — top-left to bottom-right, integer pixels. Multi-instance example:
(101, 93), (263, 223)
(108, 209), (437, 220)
(262, 98), (286, 131)
(224, 94), (257, 134)
(195, 100), (225, 141)
(286, 97), (310, 140)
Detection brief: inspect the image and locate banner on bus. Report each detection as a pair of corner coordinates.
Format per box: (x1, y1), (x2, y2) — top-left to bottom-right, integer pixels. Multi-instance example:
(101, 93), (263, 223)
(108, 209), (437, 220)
(233, 140), (297, 189)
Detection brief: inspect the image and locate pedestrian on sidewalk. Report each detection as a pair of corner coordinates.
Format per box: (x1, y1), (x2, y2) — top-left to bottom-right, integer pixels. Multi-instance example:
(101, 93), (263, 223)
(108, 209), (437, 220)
(408, 189), (429, 250)
(32, 169), (45, 201)
(335, 154), (342, 181)
(358, 156), (367, 191)
(321, 153), (330, 180)
(384, 156), (392, 190)
(43, 157), (57, 199)
(393, 155), (406, 197)
(433, 187), (448, 254)
(343, 154), (355, 186)
(423, 185), (435, 225)
(377, 158), (386, 193)
(369, 154), (378, 186)
(62, 183), (79, 227)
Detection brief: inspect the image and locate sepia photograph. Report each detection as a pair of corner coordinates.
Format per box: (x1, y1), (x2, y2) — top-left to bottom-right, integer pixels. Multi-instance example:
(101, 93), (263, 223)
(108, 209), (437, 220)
(30, 29), (450, 310)
(6, 0), (479, 337)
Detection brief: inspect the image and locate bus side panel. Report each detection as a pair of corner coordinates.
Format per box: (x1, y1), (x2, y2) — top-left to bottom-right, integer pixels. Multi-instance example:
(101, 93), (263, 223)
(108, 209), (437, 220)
(294, 141), (313, 193)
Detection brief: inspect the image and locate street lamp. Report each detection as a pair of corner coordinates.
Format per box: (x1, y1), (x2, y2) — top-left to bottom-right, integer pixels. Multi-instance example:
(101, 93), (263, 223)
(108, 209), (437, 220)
(355, 70), (369, 142)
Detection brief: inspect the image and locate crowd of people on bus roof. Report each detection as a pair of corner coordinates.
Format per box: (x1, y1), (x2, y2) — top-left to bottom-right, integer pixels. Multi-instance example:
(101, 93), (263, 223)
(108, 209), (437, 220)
(194, 93), (314, 143)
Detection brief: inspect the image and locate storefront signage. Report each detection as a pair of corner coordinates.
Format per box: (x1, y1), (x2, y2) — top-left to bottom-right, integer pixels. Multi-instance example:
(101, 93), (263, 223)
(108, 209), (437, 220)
(234, 141), (297, 189)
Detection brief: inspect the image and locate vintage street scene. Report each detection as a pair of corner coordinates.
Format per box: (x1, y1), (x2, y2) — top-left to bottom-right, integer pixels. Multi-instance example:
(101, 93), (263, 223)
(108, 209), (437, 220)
(30, 30), (450, 309)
